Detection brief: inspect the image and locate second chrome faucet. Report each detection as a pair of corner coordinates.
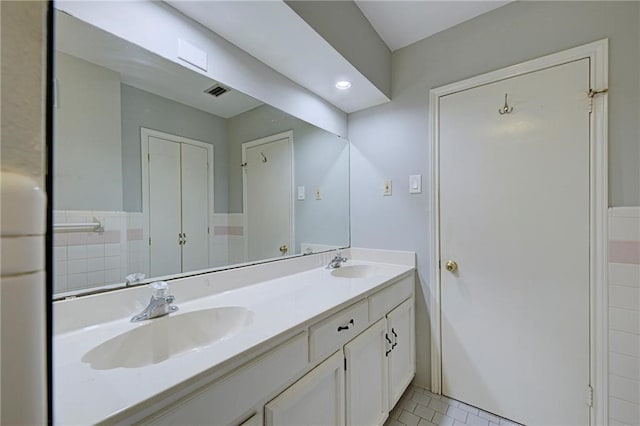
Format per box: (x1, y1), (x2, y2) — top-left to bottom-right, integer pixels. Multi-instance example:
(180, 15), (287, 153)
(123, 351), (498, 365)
(131, 281), (178, 322)
(326, 251), (348, 269)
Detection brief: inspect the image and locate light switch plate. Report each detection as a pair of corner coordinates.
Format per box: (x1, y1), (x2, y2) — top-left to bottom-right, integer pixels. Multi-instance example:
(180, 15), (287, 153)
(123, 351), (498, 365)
(409, 174), (422, 194)
(383, 179), (392, 196)
(297, 186), (305, 200)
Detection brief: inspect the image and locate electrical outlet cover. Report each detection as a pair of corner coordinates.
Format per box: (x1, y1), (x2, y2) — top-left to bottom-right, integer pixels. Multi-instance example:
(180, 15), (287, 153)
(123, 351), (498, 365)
(383, 179), (392, 196)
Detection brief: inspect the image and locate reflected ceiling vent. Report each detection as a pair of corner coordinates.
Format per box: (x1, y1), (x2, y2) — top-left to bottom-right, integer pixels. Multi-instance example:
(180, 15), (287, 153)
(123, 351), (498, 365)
(204, 84), (231, 98)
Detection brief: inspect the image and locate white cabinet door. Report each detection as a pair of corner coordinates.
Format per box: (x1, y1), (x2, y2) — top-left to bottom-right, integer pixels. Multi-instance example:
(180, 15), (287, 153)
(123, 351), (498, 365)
(265, 350), (345, 426)
(148, 136), (182, 277)
(180, 143), (209, 272)
(387, 298), (415, 409)
(146, 332), (308, 426)
(345, 318), (388, 426)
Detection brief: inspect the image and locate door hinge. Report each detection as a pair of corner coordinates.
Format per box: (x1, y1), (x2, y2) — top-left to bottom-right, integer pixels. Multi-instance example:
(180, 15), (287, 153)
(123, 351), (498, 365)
(587, 88), (608, 113)
(438, 260), (441, 270)
(587, 385), (593, 407)
(148, 153), (150, 161)
(148, 237), (151, 246)
(344, 358), (347, 371)
(208, 226), (210, 234)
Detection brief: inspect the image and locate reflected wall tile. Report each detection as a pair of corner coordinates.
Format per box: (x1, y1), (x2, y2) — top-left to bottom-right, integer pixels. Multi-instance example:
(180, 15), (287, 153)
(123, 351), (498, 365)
(67, 273), (88, 290)
(67, 245), (87, 260)
(87, 271), (105, 286)
(54, 246), (67, 260)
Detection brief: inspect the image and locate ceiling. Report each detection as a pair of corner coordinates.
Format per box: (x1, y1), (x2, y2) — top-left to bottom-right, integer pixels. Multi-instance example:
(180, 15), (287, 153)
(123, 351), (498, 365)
(355, 1), (512, 52)
(57, 1), (514, 118)
(167, 1), (390, 114)
(168, 1), (512, 114)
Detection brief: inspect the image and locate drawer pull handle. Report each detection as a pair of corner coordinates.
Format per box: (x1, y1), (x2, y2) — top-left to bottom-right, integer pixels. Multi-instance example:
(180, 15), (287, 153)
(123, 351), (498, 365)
(391, 328), (398, 349)
(337, 319), (355, 332)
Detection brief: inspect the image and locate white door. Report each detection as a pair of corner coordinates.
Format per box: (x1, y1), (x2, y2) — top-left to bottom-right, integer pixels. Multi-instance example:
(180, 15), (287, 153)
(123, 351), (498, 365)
(146, 131), (212, 277)
(387, 298), (415, 409)
(148, 136), (182, 277)
(243, 133), (293, 261)
(265, 350), (345, 426)
(345, 318), (388, 426)
(440, 59), (590, 425)
(180, 143), (209, 272)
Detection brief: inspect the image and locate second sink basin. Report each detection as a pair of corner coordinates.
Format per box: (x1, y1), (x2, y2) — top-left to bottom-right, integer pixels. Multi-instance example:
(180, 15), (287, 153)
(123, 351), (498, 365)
(82, 306), (254, 370)
(330, 264), (378, 279)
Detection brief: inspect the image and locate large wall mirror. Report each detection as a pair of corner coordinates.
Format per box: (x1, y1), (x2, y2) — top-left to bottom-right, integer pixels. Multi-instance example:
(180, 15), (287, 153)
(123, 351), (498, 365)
(53, 9), (350, 298)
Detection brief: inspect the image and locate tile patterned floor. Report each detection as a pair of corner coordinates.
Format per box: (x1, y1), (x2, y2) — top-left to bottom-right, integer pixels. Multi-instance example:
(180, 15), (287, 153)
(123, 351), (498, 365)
(385, 384), (523, 426)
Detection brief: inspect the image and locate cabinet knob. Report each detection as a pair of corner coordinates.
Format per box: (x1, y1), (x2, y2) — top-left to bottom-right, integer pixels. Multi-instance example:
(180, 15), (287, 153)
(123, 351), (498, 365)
(445, 260), (458, 273)
(279, 244), (288, 254)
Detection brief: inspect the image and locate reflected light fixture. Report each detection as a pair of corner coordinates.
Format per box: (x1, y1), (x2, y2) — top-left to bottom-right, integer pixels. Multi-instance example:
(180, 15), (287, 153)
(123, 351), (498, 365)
(335, 80), (352, 90)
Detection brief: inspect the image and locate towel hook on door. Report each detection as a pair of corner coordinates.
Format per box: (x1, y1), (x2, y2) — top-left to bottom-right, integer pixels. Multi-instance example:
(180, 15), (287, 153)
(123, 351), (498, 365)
(498, 93), (513, 115)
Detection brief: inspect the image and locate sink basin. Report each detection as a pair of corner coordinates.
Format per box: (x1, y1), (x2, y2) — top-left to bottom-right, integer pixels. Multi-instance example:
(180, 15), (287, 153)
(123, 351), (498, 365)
(82, 307), (253, 370)
(330, 265), (378, 279)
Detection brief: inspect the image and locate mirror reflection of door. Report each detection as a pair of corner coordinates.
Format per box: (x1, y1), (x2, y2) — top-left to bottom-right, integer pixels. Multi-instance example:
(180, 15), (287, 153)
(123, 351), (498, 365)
(143, 129), (213, 277)
(242, 131), (294, 261)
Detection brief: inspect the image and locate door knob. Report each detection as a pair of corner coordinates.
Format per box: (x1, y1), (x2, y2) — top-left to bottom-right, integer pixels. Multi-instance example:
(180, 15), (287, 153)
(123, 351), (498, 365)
(279, 244), (288, 254)
(445, 260), (458, 273)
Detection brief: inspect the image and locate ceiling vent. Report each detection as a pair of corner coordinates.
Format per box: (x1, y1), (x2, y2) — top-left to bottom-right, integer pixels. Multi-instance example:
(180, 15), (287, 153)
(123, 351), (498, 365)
(204, 84), (231, 97)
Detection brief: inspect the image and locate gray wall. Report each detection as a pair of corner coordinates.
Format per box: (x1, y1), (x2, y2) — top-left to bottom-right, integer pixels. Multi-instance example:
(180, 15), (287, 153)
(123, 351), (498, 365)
(348, 1), (640, 387)
(54, 52), (123, 211)
(227, 104), (350, 253)
(121, 84), (228, 213)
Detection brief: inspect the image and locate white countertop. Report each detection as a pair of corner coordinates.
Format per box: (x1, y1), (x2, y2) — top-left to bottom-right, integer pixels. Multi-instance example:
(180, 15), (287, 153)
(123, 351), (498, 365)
(54, 251), (414, 425)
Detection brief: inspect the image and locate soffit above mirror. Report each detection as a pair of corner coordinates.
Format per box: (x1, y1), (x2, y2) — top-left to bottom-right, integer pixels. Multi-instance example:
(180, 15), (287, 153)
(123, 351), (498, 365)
(55, 0), (347, 138)
(56, 11), (263, 119)
(166, 0), (391, 114)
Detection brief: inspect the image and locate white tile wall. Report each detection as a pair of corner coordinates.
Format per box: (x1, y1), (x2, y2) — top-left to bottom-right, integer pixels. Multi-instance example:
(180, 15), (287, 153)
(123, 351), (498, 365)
(54, 210), (239, 293)
(608, 207), (640, 425)
(53, 210), (129, 293)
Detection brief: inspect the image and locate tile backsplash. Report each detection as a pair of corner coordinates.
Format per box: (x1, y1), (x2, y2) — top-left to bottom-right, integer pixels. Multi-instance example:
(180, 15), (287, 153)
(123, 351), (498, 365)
(608, 207), (640, 425)
(53, 211), (246, 294)
(53, 210), (144, 294)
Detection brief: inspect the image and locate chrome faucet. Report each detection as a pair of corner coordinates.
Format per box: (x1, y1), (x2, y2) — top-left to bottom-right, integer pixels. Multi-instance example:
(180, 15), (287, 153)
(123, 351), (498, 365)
(327, 251), (348, 269)
(131, 281), (178, 322)
(125, 272), (146, 287)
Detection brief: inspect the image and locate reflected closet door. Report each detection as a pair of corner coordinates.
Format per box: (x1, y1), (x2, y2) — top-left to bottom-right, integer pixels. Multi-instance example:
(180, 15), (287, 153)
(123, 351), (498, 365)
(148, 136), (182, 277)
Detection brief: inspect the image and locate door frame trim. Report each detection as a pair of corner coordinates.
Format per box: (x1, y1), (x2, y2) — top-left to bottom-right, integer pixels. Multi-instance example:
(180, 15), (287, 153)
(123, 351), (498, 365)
(428, 39), (608, 424)
(241, 130), (295, 262)
(141, 127), (215, 275)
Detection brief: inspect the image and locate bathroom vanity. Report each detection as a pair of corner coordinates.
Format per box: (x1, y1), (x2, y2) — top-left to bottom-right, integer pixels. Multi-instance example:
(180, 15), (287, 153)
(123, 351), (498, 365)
(54, 248), (416, 425)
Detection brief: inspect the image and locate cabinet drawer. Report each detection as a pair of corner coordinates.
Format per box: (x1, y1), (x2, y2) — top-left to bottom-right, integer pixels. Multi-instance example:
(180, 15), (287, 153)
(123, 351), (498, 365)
(145, 332), (308, 425)
(368, 274), (413, 322)
(309, 300), (368, 362)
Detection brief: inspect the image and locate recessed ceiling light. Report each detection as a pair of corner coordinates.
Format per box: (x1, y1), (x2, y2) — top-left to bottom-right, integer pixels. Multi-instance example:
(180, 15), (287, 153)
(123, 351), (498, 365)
(335, 81), (352, 90)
